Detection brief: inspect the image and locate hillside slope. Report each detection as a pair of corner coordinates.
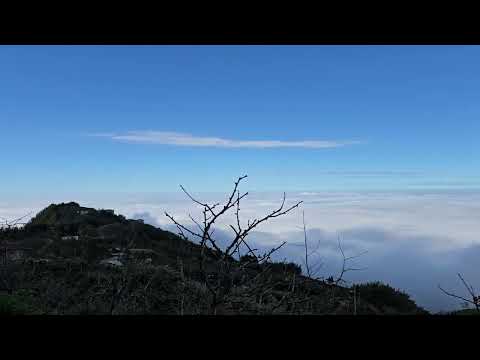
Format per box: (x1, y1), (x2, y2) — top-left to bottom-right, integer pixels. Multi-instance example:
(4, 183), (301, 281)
(0, 203), (428, 315)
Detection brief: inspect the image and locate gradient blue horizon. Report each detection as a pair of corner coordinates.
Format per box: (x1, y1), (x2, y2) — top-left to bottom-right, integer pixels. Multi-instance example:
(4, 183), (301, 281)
(1, 45), (480, 193)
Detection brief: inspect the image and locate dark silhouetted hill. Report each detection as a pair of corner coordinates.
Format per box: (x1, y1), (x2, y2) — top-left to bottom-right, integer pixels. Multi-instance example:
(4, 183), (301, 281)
(0, 203), (429, 315)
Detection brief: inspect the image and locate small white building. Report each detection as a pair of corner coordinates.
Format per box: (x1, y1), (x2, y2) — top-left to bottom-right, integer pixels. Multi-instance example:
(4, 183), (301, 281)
(61, 235), (80, 241)
(79, 210), (90, 215)
(100, 258), (124, 267)
(10, 250), (25, 261)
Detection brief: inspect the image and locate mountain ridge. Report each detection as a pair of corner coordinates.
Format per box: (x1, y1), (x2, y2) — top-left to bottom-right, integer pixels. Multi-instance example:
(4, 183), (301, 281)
(0, 202), (429, 315)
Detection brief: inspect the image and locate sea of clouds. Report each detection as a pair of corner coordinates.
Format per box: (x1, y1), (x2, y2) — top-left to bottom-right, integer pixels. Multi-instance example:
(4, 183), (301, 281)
(2, 190), (480, 313)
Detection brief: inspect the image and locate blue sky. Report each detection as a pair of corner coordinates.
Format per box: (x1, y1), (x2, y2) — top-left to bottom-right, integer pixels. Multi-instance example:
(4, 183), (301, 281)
(3, 46), (480, 311)
(2, 45), (480, 193)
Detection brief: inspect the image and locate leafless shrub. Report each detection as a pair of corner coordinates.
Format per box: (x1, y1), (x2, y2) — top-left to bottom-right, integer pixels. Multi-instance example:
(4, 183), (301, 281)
(165, 175), (303, 314)
(300, 211), (367, 314)
(299, 211), (367, 285)
(0, 213), (33, 295)
(0, 213), (32, 231)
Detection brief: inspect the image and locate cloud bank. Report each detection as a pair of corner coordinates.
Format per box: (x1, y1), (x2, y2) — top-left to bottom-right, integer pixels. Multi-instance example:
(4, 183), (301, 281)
(3, 190), (480, 312)
(158, 221), (480, 313)
(90, 131), (362, 149)
(111, 190), (480, 312)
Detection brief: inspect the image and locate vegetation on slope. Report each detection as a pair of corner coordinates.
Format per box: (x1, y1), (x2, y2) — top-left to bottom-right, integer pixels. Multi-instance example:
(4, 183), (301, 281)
(0, 199), (429, 315)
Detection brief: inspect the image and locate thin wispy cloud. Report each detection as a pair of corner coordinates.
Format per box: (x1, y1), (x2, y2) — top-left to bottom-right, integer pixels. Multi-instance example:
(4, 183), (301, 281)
(90, 131), (363, 149)
(314, 170), (425, 177)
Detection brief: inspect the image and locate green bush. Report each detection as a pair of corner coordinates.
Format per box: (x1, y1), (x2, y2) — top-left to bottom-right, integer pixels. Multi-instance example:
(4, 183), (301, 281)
(0, 295), (29, 315)
(451, 308), (480, 315)
(356, 281), (427, 314)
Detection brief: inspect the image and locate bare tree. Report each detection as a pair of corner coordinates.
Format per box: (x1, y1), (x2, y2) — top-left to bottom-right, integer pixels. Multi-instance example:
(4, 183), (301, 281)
(299, 211), (367, 314)
(439, 273), (479, 313)
(299, 211), (367, 285)
(300, 210), (323, 279)
(165, 175), (303, 314)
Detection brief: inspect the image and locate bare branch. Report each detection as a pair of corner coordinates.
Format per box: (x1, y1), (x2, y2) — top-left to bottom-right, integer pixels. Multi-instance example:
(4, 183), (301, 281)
(179, 185), (219, 217)
(334, 236), (367, 285)
(0, 212), (33, 230)
(438, 285), (476, 306)
(165, 212), (203, 240)
(302, 211), (311, 277)
(458, 273), (476, 299)
(188, 213), (204, 233)
(439, 273), (479, 312)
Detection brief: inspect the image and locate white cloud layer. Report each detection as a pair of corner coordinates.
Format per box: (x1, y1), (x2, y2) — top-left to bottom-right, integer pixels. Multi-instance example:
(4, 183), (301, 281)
(90, 131), (362, 149)
(3, 190), (480, 312)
